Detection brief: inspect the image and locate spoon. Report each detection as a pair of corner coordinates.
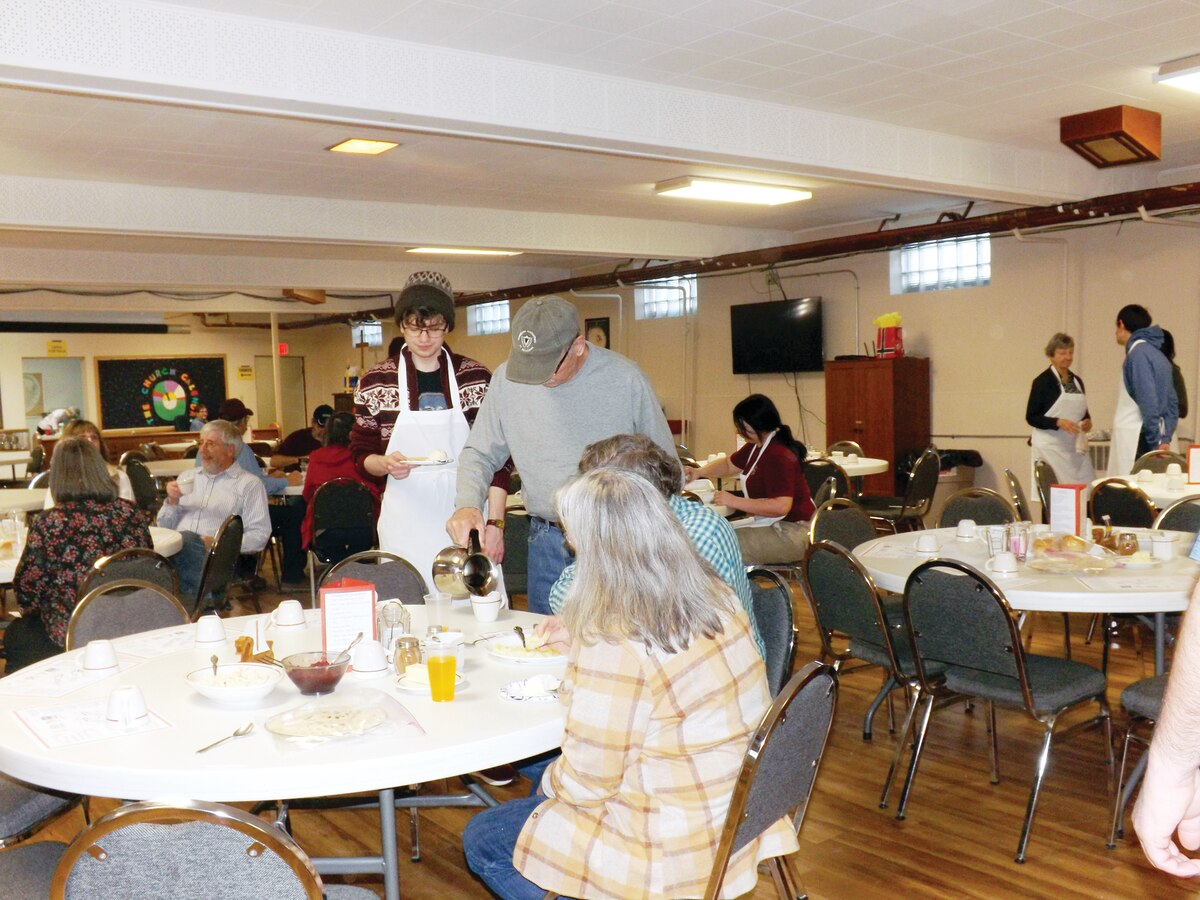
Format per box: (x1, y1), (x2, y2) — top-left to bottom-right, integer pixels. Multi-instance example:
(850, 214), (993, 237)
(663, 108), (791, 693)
(333, 632), (364, 664)
(210, 654), (219, 677)
(513, 625), (527, 649)
(195, 722), (254, 754)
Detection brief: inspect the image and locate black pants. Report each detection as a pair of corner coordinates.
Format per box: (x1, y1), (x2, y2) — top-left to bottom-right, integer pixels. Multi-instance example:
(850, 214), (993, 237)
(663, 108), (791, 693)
(270, 499), (307, 583)
(1136, 432), (1156, 461)
(3, 613), (62, 673)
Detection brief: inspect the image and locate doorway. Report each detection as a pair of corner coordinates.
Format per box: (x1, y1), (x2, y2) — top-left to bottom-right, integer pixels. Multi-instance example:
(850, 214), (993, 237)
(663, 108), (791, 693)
(254, 355), (307, 436)
(23, 357), (85, 433)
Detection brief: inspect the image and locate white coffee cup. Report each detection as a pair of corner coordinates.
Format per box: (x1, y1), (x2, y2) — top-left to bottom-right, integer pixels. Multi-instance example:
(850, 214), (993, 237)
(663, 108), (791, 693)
(470, 591), (504, 623)
(956, 519), (977, 540)
(176, 468), (197, 496)
(1137, 468), (1154, 483)
(1168, 474), (1186, 491)
(986, 551), (1018, 574)
(847, 454), (859, 463)
(81, 639), (118, 671)
(269, 599), (306, 628)
(831, 450), (844, 458)
(105, 687), (146, 729)
(106, 685), (147, 728)
(1167, 462), (1183, 476)
(914, 533), (939, 553)
(352, 639), (388, 673)
(194, 614), (226, 644)
(1152, 531), (1179, 561)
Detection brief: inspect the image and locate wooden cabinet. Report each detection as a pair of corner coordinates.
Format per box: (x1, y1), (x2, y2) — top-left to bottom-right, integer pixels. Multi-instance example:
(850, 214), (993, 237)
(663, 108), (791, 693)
(332, 392), (354, 414)
(824, 357), (930, 495)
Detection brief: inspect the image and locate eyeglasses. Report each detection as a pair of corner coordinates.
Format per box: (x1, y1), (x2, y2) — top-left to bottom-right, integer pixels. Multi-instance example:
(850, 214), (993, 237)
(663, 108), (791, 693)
(402, 323), (447, 337)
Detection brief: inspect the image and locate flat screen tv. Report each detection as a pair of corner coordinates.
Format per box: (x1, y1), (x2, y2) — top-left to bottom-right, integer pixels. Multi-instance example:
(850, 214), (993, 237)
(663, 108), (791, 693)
(730, 297), (823, 374)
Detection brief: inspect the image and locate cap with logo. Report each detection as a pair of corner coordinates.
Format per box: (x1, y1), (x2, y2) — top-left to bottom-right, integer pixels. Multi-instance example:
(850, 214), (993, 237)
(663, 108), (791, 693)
(218, 398), (253, 421)
(312, 404), (334, 426)
(505, 296), (581, 384)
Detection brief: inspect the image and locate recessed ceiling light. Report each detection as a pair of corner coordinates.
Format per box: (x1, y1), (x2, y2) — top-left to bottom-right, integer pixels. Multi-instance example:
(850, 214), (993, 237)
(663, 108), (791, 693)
(655, 176), (812, 205)
(1155, 53), (1200, 92)
(327, 138), (399, 155)
(407, 247), (523, 256)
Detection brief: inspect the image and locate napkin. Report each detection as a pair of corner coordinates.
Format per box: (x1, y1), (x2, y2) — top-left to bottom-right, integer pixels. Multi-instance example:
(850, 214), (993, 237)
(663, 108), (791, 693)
(500, 674), (561, 703)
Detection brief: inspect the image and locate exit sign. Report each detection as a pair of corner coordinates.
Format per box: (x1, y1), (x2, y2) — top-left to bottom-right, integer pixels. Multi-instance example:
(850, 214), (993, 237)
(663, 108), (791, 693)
(278, 342), (289, 355)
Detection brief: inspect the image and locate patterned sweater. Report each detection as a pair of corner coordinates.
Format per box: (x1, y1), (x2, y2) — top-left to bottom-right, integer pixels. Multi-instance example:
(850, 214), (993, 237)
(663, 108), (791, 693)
(350, 345), (511, 491)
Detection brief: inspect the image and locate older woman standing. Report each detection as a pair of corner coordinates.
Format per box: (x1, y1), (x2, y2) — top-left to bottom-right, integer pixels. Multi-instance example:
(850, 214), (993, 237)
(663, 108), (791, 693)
(1026, 332), (1094, 483)
(463, 468), (795, 900)
(5, 437), (151, 672)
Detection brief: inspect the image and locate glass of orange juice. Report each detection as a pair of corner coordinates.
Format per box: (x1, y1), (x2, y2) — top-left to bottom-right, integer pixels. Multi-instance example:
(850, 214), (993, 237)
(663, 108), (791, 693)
(427, 637), (458, 702)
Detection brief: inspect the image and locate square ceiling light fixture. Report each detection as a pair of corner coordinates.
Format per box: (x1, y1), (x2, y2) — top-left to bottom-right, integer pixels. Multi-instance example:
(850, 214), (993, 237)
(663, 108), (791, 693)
(655, 176), (811, 205)
(327, 138), (399, 155)
(1155, 53), (1200, 92)
(406, 247), (522, 256)
(1059, 106), (1161, 168)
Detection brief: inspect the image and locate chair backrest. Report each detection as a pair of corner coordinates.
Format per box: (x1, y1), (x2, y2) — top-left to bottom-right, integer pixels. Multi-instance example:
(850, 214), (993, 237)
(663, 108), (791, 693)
(502, 511), (529, 595)
(0, 773), (80, 849)
(309, 478), (377, 563)
(808, 497), (876, 550)
(702, 662), (838, 900)
(803, 458), (850, 503)
(247, 441), (274, 458)
(27, 470), (49, 490)
(744, 568), (797, 697)
(117, 450), (148, 467)
(675, 444), (700, 469)
(51, 799), (324, 900)
(123, 459), (159, 510)
(901, 448), (940, 517)
(321, 550), (427, 603)
(1132, 449), (1187, 474)
(1154, 495), (1200, 533)
(139, 442), (167, 461)
(28, 443), (44, 475)
(192, 515), (244, 619)
(77, 548), (179, 599)
(801, 540), (898, 669)
(65, 579), (188, 650)
(810, 476), (837, 509)
(903, 559), (1034, 709)
(827, 440), (864, 457)
(1090, 478), (1157, 529)
(937, 487), (1017, 528)
(1003, 468), (1033, 522)
(1033, 458), (1058, 523)
(183, 445), (199, 459)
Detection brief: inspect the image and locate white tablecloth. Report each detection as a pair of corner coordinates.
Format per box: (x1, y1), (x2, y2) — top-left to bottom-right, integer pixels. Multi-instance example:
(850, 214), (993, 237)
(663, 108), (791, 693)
(0, 489), (49, 513)
(1094, 473), (1200, 509)
(145, 459), (195, 478)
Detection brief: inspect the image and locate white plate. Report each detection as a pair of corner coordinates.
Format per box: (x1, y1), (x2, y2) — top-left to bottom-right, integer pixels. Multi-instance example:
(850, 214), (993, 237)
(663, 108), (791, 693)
(486, 638), (566, 665)
(406, 457), (451, 467)
(394, 672), (466, 693)
(1117, 557), (1162, 569)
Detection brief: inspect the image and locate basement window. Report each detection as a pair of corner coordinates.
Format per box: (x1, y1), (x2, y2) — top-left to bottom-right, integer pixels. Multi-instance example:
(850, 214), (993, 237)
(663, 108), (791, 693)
(634, 276), (697, 319)
(466, 300), (510, 336)
(890, 235), (990, 294)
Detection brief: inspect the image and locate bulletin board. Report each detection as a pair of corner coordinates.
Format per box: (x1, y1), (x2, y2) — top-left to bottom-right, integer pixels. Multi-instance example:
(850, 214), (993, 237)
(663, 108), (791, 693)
(95, 356), (226, 430)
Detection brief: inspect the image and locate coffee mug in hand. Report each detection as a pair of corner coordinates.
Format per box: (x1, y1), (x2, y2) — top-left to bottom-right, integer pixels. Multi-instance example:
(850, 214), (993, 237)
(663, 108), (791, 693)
(106, 685), (147, 728)
(82, 639), (118, 671)
(986, 551), (1018, 574)
(176, 469), (197, 496)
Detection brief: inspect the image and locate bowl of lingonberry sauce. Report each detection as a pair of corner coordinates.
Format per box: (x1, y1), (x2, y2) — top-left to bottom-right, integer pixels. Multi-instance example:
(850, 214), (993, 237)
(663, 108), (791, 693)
(281, 651), (350, 695)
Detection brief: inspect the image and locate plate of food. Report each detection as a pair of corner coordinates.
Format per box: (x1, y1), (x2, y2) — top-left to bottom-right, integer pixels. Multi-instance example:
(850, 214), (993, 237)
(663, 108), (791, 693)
(486, 633), (565, 665)
(406, 450), (452, 467)
(265, 704), (388, 738)
(1027, 553), (1114, 575)
(1116, 552), (1162, 569)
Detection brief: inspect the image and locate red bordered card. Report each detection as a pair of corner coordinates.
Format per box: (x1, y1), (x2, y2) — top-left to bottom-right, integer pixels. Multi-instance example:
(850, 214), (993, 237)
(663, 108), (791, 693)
(1048, 484), (1086, 537)
(319, 577), (377, 654)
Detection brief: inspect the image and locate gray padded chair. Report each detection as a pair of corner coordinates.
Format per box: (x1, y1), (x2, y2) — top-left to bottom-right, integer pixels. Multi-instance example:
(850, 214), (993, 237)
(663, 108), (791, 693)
(306, 478), (379, 603)
(1003, 468), (1034, 523)
(50, 799), (375, 899)
(1132, 449), (1187, 474)
(0, 773), (78, 899)
(65, 579), (189, 650)
(1033, 458), (1058, 524)
(745, 567), (797, 697)
(899, 559), (1113, 863)
(1154, 495), (1200, 534)
(808, 498), (877, 551)
(502, 512), (529, 597)
(77, 548), (179, 600)
(827, 440), (864, 457)
(320, 550), (427, 605)
(937, 487), (1017, 528)
(703, 662), (838, 900)
(191, 515), (245, 620)
(1108, 674), (1167, 849)
(122, 458), (160, 512)
(804, 458), (851, 504)
(809, 476), (837, 509)
(27, 470), (49, 490)
(861, 448), (940, 532)
(1090, 478), (1157, 529)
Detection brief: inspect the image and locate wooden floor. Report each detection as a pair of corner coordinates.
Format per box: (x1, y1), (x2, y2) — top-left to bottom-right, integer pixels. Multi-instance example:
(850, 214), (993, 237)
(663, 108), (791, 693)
(20, 584), (1200, 898)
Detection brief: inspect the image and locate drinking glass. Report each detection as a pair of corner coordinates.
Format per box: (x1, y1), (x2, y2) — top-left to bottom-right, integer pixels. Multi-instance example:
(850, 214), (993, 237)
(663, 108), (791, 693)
(427, 642), (456, 702)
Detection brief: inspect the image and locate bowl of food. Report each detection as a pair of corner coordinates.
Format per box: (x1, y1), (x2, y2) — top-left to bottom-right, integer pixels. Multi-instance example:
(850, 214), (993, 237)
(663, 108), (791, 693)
(186, 662), (282, 707)
(281, 651), (350, 695)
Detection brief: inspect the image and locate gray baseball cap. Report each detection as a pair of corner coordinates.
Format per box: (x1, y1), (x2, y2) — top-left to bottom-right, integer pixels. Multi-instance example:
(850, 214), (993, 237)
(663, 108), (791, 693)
(505, 297), (581, 384)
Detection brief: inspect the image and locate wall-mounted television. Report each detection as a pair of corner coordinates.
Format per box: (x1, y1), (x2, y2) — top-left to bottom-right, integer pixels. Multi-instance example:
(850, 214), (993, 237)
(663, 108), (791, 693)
(730, 297), (823, 374)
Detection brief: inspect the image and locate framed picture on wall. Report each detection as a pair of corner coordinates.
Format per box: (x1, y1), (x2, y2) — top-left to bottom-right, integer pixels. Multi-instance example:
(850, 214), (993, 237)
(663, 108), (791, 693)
(585, 317), (610, 349)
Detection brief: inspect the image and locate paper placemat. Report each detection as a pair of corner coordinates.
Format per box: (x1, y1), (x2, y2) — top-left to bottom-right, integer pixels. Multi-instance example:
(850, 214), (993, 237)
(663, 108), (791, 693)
(116, 625), (196, 659)
(14, 699), (170, 749)
(1077, 574), (1196, 592)
(0, 654), (138, 698)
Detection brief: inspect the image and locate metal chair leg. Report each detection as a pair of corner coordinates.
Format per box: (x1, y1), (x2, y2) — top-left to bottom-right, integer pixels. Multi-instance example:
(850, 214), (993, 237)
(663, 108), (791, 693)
(863, 675), (898, 741)
(1107, 727), (1136, 848)
(987, 700), (1001, 784)
(896, 692), (936, 820)
(1061, 613), (1072, 659)
(880, 686), (921, 810)
(1015, 719), (1058, 863)
(409, 807), (420, 862)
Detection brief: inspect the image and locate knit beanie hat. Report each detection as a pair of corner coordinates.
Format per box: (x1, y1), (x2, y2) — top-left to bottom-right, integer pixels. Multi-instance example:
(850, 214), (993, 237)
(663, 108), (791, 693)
(397, 271), (455, 330)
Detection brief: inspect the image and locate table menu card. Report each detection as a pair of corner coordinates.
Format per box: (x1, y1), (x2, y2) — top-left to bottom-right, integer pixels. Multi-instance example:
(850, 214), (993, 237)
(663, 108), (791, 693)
(1049, 484), (1085, 536)
(320, 577), (377, 654)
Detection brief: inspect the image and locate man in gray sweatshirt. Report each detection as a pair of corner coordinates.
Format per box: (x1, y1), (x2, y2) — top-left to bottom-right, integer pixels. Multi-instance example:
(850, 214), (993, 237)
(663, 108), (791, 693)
(449, 296), (675, 614)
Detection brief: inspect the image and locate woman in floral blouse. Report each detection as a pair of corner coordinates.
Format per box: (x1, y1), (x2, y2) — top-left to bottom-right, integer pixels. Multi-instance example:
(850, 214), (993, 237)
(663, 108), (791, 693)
(5, 437), (151, 672)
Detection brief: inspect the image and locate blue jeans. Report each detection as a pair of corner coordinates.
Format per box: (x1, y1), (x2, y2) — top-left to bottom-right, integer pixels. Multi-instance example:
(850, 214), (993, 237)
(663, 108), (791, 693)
(173, 530), (207, 604)
(526, 517), (572, 616)
(463, 796), (549, 900)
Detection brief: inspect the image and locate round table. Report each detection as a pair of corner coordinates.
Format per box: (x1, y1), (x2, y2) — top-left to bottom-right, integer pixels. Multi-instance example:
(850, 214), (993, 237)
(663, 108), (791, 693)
(855, 526), (1200, 674)
(813, 453), (889, 478)
(0, 451), (32, 479)
(1093, 473), (1200, 509)
(0, 605), (563, 898)
(0, 526), (183, 584)
(144, 459), (195, 478)
(0, 489), (49, 513)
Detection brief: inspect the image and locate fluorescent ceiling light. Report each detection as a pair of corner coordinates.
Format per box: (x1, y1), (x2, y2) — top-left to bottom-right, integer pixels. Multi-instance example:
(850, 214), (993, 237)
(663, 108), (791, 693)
(327, 138), (399, 155)
(407, 247), (522, 256)
(1156, 53), (1200, 92)
(655, 176), (812, 205)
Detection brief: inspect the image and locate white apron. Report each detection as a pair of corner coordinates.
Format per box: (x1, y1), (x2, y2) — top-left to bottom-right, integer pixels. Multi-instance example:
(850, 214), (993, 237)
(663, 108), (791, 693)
(732, 430), (786, 530)
(1030, 366), (1093, 483)
(378, 349), (471, 586)
(1110, 339), (1147, 478)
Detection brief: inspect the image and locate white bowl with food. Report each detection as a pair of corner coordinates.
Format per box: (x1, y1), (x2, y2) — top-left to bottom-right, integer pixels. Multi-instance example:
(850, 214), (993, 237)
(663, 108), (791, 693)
(187, 663), (282, 707)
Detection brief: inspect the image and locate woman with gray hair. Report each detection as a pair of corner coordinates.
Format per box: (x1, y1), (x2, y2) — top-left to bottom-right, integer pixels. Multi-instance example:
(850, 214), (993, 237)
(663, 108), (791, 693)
(6, 437), (151, 672)
(1025, 332), (1094, 483)
(463, 467), (793, 900)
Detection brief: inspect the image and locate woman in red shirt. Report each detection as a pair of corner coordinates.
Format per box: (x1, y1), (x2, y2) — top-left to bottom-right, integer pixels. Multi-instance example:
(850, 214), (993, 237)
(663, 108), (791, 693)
(686, 394), (813, 565)
(301, 412), (380, 549)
